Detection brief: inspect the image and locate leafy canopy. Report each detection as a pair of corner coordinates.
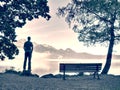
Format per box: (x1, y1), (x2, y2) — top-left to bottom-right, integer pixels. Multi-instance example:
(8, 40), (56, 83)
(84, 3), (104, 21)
(0, 0), (51, 60)
(57, 0), (120, 46)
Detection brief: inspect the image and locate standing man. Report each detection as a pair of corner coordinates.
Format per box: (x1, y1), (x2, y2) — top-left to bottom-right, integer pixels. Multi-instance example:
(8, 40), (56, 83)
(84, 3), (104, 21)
(23, 36), (33, 74)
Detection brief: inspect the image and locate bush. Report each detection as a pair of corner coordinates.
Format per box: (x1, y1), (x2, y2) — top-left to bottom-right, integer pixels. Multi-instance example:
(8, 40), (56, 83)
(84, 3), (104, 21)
(5, 67), (21, 75)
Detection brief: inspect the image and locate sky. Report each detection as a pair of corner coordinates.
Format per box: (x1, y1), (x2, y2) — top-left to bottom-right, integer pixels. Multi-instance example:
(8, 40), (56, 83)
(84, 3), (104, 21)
(0, 0), (120, 75)
(16, 0), (120, 55)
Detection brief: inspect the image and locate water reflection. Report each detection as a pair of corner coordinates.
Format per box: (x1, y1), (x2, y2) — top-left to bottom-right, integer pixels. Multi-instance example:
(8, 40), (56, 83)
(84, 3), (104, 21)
(0, 59), (120, 75)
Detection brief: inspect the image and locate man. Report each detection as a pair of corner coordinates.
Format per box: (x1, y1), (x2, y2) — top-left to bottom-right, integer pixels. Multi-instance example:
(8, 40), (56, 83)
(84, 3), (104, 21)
(23, 36), (33, 74)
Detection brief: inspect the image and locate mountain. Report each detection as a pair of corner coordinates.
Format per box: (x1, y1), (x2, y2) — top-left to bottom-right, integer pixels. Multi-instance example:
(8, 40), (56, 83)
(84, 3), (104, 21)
(34, 45), (106, 59)
(15, 39), (120, 59)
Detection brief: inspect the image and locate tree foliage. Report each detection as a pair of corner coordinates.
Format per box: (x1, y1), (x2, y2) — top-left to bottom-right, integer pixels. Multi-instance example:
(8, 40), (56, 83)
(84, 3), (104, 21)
(0, 0), (51, 60)
(57, 0), (120, 45)
(57, 0), (120, 74)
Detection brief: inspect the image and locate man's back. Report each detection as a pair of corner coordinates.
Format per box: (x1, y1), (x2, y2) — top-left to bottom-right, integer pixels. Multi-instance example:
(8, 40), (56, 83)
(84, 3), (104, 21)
(24, 41), (33, 53)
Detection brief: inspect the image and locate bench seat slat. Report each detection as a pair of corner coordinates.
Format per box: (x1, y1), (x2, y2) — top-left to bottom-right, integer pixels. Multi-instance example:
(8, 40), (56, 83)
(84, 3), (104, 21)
(60, 69), (100, 72)
(60, 69), (101, 72)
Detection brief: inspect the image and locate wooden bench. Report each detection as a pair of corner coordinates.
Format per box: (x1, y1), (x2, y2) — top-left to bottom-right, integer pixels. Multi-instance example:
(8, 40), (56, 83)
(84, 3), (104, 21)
(60, 63), (102, 80)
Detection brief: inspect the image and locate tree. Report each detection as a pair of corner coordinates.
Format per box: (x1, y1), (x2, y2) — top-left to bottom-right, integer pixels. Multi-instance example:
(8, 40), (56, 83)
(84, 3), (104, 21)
(57, 0), (120, 74)
(0, 0), (51, 60)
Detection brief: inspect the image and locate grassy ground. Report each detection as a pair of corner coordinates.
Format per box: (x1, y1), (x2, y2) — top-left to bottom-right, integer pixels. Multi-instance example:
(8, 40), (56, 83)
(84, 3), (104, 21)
(0, 73), (120, 90)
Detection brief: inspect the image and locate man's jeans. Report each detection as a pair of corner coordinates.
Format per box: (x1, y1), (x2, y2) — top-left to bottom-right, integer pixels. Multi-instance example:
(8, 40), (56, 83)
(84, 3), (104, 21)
(23, 52), (32, 72)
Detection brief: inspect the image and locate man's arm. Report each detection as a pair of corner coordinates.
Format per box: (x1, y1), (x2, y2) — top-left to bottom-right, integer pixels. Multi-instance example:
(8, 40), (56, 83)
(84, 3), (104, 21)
(23, 42), (26, 51)
(31, 43), (33, 52)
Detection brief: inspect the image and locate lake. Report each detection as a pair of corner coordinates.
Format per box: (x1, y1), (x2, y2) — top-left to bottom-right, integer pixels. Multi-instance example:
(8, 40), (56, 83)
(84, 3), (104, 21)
(0, 58), (120, 76)
(24, 59), (120, 75)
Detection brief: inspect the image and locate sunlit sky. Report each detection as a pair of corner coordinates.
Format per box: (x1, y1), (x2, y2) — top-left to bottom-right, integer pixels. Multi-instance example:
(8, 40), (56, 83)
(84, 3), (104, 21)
(16, 0), (120, 55)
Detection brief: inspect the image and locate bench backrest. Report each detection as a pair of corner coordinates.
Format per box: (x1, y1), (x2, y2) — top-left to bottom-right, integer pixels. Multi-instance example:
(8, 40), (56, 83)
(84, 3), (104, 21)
(60, 63), (102, 72)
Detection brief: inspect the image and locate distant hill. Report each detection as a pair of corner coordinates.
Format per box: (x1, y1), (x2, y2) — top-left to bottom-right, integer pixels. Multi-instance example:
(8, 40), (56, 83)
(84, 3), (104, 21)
(15, 39), (120, 59)
(34, 44), (105, 59)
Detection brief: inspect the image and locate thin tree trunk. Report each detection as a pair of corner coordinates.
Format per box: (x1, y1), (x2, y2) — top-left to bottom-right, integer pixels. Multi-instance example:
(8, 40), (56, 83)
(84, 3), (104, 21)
(101, 38), (114, 74)
(101, 22), (115, 74)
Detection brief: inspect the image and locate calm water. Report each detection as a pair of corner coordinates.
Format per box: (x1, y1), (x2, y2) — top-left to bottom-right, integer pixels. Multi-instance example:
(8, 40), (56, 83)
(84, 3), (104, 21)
(0, 59), (120, 76)
(32, 59), (120, 75)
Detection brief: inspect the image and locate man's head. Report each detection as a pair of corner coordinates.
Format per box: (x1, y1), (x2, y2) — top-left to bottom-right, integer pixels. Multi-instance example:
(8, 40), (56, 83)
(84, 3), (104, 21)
(27, 36), (31, 41)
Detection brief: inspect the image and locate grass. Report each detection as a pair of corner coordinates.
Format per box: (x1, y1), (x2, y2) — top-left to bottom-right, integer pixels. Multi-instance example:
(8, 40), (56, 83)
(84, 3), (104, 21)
(0, 73), (120, 90)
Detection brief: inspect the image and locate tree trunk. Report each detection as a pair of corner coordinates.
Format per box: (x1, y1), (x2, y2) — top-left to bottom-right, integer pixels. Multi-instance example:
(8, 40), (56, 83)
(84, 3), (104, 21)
(101, 38), (114, 74)
(101, 23), (115, 74)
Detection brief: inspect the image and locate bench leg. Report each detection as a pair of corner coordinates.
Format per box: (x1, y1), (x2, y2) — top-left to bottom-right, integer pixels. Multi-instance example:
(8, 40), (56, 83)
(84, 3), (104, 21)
(93, 72), (96, 79)
(63, 64), (66, 80)
(63, 70), (65, 80)
(93, 72), (100, 80)
(97, 73), (100, 80)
